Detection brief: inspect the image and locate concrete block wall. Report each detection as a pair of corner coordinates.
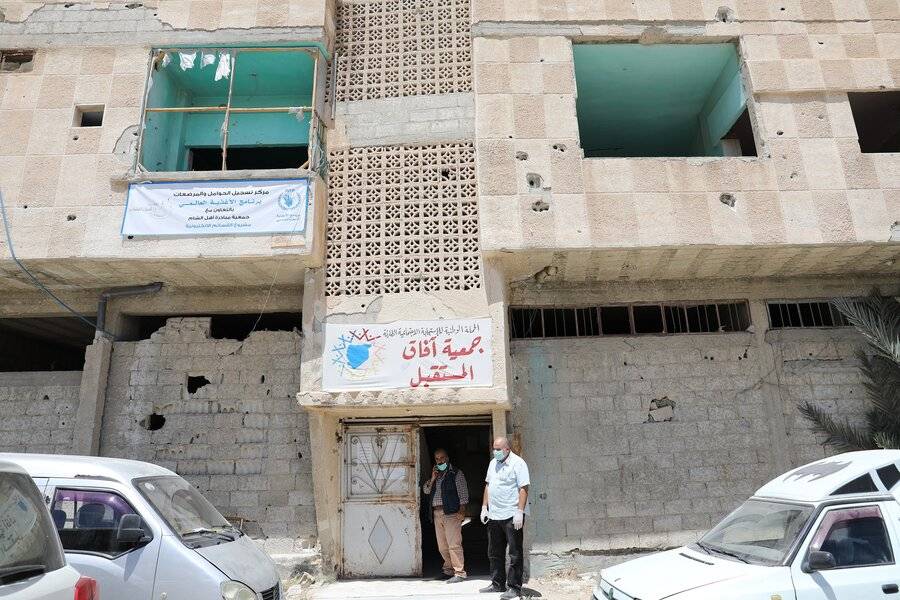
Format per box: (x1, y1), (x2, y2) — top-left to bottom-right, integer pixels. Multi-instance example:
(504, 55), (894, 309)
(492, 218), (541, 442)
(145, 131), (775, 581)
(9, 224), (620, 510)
(509, 307), (868, 556)
(0, 371), (83, 453)
(99, 317), (316, 554)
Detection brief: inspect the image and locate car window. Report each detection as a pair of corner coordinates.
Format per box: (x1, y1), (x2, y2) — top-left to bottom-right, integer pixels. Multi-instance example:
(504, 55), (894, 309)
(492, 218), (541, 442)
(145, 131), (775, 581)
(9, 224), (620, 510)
(809, 505), (894, 568)
(0, 472), (65, 579)
(51, 487), (148, 557)
(699, 499), (813, 565)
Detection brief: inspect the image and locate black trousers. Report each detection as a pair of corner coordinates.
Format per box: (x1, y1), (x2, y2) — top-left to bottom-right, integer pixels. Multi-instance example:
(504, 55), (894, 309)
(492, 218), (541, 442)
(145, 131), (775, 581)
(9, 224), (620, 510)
(487, 517), (524, 591)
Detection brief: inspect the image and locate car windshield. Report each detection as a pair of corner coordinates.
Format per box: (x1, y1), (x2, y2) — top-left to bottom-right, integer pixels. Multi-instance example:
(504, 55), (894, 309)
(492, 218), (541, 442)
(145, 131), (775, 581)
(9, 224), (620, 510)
(0, 472), (65, 581)
(135, 476), (233, 538)
(697, 499), (813, 565)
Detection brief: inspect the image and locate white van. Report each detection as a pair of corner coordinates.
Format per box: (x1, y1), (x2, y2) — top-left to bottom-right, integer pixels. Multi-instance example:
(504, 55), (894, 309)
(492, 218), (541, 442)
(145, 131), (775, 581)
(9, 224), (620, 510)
(2, 453), (282, 600)
(0, 458), (95, 600)
(594, 450), (900, 600)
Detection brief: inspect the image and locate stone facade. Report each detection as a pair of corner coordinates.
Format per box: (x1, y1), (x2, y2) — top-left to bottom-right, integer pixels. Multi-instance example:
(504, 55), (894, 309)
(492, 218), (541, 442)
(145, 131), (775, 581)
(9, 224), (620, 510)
(0, 0), (898, 582)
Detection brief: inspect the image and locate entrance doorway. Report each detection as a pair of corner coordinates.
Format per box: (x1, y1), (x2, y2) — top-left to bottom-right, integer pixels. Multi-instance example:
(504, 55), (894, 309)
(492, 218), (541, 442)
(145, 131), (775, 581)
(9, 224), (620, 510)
(418, 424), (492, 577)
(339, 417), (493, 578)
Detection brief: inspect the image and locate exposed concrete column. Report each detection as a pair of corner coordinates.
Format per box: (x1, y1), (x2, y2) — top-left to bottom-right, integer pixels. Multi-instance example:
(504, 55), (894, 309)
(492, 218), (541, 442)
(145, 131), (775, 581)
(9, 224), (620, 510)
(306, 410), (342, 574)
(72, 337), (112, 456)
(747, 300), (793, 477)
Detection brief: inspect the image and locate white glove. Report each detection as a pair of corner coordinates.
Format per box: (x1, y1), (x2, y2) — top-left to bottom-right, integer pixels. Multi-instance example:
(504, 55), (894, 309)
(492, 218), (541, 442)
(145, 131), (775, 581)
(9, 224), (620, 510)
(480, 506), (489, 524)
(513, 509), (524, 530)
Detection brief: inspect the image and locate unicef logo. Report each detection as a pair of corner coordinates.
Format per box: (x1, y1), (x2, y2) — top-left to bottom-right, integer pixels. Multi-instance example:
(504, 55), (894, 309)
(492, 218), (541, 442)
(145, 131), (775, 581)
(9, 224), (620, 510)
(278, 190), (302, 211)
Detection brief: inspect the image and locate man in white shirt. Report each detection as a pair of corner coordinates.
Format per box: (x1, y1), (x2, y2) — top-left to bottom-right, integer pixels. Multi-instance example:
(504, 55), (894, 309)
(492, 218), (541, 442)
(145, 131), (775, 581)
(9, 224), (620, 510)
(479, 436), (530, 600)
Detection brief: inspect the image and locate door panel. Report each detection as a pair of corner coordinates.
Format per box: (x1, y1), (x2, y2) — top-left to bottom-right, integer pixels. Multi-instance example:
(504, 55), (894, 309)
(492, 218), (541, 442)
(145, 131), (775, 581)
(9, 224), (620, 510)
(792, 502), (900, 600)
(342, 426), (420, 577)
(47, 480), (160, 600)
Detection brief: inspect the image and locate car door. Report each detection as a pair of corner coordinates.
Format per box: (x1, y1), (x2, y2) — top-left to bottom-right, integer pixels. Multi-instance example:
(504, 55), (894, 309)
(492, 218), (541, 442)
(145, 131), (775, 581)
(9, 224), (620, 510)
(791, 502), (900, 599)
(46, 479), (161, 600)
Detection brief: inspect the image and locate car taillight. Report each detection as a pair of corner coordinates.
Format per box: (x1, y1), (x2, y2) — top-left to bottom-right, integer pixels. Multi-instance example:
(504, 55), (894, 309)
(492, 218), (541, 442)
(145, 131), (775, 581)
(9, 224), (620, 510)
(74, 576), (98, 600)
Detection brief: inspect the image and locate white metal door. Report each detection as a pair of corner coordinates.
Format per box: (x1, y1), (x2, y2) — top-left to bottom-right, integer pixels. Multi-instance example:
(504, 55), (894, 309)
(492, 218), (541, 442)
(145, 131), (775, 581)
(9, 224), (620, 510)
(342, 425), (421, 577)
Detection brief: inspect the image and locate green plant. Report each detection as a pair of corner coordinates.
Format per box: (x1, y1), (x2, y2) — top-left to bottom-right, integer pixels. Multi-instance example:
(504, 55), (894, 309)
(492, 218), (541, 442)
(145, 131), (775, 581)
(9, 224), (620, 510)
(798, 292), (900, 451)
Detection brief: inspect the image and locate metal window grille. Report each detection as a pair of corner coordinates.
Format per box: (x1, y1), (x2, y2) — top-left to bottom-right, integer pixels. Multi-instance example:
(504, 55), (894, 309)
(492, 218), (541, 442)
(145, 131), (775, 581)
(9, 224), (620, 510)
(766, 300), (850, 329)
(509, 301), (751, 339)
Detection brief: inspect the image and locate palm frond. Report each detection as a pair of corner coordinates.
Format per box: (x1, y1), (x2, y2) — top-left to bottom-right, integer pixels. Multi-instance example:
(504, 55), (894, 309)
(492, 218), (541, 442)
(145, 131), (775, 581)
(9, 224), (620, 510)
(857, 351), (900, 423)
(874, 431), (900, 450)
(832, 293), (900, 364)
(798, 401), (876, 451)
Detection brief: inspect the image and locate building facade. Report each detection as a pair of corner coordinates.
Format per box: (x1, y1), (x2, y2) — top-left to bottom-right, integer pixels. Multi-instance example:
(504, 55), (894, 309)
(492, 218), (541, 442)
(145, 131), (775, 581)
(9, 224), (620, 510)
(1, 0), (898, 579)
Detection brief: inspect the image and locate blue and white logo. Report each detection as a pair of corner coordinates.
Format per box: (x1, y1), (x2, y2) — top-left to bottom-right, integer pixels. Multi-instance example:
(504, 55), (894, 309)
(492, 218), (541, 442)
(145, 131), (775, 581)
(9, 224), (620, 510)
(278, 189), (303, 211)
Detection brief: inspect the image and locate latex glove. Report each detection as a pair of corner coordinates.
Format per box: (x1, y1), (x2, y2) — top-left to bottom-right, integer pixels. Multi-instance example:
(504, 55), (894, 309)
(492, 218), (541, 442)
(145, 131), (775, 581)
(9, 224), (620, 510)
(513, 509), (524, 530)
(480, 506), (489, 524)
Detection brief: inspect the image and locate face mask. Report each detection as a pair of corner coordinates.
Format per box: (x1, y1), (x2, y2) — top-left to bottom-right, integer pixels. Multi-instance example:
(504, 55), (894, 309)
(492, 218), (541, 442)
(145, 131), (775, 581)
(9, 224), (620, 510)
(493, 450), (506, 461)
(437, 463), (448, 472)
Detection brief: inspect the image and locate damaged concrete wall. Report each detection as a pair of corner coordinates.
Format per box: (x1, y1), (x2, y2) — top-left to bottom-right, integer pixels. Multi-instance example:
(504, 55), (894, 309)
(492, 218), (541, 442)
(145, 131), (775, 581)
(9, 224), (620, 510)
(510, 316), (867, 560)
(0, 371), (83, 453)
(99, 317), (316, 554)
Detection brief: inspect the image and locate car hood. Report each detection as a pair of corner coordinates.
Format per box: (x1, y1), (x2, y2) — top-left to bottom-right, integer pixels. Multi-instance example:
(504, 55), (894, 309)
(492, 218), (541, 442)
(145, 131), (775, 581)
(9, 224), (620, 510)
(598, 547), (766, 600)
(195, 534), (280, 593)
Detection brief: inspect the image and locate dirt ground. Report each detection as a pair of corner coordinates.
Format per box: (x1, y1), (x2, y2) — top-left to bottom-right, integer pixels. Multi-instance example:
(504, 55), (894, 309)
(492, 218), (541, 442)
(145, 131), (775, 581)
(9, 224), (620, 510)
(286, 569), (598, 600)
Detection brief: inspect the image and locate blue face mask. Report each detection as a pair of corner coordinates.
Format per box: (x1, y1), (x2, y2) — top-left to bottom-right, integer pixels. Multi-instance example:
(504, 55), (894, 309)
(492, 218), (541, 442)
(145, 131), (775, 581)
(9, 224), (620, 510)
(493, 450), (506, 461)
(437, 463), (448, 471)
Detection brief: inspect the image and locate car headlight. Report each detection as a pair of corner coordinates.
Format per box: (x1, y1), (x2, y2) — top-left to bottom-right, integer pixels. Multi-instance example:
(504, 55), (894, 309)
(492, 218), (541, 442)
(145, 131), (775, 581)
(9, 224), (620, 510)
(221, 581), (257, 600)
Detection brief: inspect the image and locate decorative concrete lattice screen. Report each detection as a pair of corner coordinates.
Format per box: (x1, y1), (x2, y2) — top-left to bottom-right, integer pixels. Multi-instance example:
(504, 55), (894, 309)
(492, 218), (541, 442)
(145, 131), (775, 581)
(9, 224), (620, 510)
(333, 0), (473, 101)
(325, 143), (481, 296)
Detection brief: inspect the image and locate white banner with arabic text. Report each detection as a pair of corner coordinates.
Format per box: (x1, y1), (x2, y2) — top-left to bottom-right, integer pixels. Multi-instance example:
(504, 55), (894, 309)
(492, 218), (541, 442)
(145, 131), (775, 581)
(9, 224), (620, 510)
(323, 319), (492, 391)
(122, 178), (309, 237)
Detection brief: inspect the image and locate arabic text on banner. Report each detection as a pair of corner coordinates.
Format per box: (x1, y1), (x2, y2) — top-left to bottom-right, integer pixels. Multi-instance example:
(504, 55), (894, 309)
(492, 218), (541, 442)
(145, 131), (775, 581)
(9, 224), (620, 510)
(323, 319), (493, 391)
(121, 178), (309, 237)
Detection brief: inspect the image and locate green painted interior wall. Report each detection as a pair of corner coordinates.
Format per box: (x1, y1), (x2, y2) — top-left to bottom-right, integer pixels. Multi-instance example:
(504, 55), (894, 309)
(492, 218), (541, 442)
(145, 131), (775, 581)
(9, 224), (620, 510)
(573, 44), (748, 158)
(141, 50), (315, 171)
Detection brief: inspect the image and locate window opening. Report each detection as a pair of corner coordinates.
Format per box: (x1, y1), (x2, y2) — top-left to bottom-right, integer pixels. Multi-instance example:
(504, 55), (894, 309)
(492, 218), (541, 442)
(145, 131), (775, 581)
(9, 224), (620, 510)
(74, 105), (104, 127)
(574, 44), (754, 157)
(510, 301), (751, 339)
(877, 464), (900, 490)
(188, 145), (309, 171)
(51, 488), (150, 557)
(139, 48), (322, 173)
(633, 305), (665, 334)
(767, 300), (849, 329)
(0, 50), (35, 73)
(809, 505), (893, 568)
(209, 312), (301, 340)
(0, 317), (95, 371)
(848, 92), (900, 153)
(831, 474), (878, 496)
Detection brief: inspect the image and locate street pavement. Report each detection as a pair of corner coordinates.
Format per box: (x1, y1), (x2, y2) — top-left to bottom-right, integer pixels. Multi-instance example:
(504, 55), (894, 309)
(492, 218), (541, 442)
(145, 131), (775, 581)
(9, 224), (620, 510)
(312, 577), (511, 600)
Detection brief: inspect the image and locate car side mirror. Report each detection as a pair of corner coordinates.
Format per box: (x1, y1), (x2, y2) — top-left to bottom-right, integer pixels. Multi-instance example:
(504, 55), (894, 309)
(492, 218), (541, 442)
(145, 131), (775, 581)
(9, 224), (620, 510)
(805, 550), (837, 572)
(117, 513), (151, 546)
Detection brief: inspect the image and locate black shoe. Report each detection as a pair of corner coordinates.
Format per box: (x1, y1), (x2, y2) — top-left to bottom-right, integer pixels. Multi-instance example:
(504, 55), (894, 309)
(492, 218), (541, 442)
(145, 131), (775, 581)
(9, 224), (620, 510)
(480, 584), (504, 593)
(446, 576), (466, 584)
(434, 573), (452, 580)
(500, 589), (521, 600)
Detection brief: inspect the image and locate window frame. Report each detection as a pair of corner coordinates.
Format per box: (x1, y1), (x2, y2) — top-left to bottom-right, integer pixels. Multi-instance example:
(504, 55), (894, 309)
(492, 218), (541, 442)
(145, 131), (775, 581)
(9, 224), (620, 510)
(804, 504), (895, 571)
(509, 300), (752, 340)
(766, 299), (851, 330)
(49, 485), (153, 560)
(136, 46), (324, 174)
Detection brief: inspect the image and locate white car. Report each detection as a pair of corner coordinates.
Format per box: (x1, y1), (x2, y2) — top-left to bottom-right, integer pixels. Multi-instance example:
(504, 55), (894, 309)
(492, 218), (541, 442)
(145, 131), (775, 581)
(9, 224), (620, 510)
(0, 458), (97, 600)
(2, 453), (281, 600)
(594, 450), (900, 600)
